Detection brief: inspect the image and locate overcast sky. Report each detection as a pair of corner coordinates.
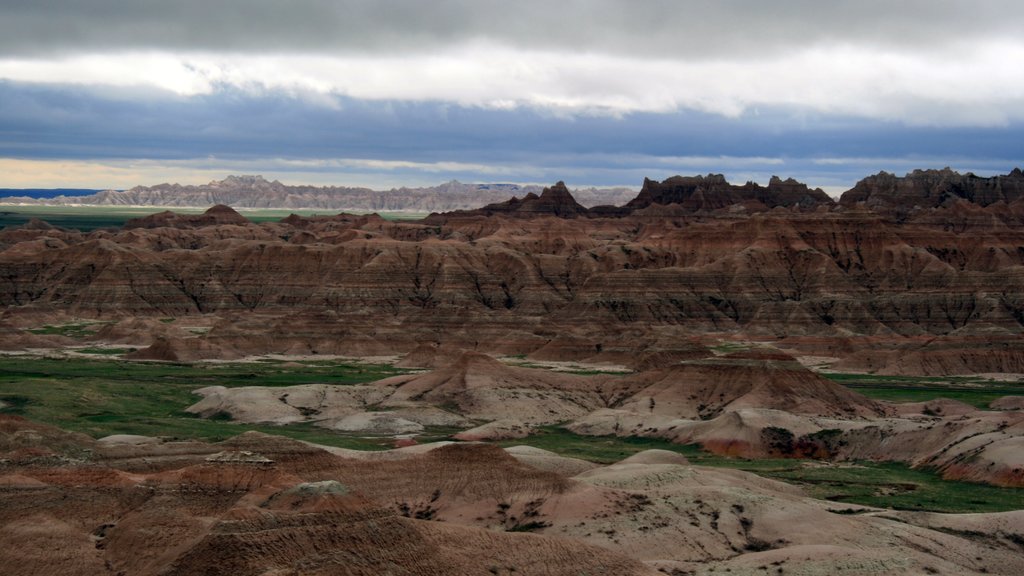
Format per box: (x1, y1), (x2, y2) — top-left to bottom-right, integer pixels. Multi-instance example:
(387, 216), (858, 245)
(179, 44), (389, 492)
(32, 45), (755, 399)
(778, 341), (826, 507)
(1, 0), (1022, 191)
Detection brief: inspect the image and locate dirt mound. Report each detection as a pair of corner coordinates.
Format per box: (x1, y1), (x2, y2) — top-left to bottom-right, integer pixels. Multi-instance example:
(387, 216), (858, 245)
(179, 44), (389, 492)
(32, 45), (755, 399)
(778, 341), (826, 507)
(503, 445), (600, 476)
(380, 352), (610, 424)
(124, 204), (250, 229)
(317, 411), (424, 435)
(0, 414), (96, 459)
(185, 384), (459, 429)
(90, 317), (191, 346)
(633, 342), (713, 370)
(891, 397), (979, 417)
(610, 351), (886, 420)
(126, 336), (244, 362)
(0, 320), (70, 350)
(616, 449), (690, 466)
(395, 341), (470, 368)
(992, 396), (1024, 410)
(453, 419), (534, 441)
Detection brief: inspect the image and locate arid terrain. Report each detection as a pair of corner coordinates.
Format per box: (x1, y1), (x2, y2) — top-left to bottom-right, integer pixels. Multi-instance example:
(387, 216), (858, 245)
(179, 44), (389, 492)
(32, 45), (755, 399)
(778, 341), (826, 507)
(2, 168), (1024, 574)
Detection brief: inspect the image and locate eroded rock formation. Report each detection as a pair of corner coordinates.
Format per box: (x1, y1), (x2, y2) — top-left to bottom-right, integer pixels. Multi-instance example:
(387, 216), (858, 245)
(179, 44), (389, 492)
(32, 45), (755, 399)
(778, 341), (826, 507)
(4, 170), (1024, 375)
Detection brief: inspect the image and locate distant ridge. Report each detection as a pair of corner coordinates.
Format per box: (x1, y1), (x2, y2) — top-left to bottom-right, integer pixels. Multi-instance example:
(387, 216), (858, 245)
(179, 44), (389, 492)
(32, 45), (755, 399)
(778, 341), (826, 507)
(1, 176), (636, 213)
(3, 168), (1021, 215)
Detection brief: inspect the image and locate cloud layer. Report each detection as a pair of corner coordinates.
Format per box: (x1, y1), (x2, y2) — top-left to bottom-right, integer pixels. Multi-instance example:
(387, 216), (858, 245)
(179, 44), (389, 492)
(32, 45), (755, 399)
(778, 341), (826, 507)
(4, 1), (1021, 58)
(0, 1), (1022, 189)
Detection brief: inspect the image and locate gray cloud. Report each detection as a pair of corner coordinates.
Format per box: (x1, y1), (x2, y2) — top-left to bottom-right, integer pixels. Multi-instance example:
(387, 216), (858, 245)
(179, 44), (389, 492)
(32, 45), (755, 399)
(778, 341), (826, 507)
(2, 1), (1021, 58)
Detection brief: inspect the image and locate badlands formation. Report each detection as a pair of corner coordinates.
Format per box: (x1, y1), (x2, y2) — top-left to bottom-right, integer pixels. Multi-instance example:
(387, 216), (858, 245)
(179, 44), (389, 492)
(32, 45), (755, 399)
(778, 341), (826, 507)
(2, 168), (1024, 574)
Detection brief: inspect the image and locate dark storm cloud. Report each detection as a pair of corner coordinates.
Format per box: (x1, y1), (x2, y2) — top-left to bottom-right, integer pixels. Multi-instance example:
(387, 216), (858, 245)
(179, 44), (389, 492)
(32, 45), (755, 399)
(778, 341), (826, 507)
(1, 80), (1019, 188)
(1, 0), (1020, 58)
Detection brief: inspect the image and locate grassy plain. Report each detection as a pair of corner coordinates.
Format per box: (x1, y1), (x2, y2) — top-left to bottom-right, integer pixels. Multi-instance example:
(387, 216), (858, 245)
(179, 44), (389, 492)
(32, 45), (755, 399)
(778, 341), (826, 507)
(824, 372), (1024, 408)
(0, 355), (414, 450)
(0, 204), (427, 230)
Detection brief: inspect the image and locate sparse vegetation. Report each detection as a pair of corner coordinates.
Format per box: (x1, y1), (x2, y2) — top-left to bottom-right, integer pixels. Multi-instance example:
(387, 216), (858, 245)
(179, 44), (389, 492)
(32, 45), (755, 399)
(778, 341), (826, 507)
(0, 355), (413, 449)
(497, 426), (1024, 513)
(27, 322), (108, 339)
(709, 342), (749, 354)
(0, 205), (425, 231)
(1, 355), (1021, 514)
(824, 372), (1024, 408)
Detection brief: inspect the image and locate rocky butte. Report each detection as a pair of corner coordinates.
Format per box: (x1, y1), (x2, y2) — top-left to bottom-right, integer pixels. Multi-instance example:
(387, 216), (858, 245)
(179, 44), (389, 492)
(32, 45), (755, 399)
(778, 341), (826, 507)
(2, 168), (1024, 575)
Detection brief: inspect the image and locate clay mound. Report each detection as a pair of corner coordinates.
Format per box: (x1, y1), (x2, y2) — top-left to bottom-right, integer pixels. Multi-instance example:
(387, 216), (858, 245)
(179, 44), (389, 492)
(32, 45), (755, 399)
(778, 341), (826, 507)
(612, 349), (886, 420)
(215, 431), (344, 475)
(126, 336), (244, 362)
(668, 409), (836, 458)
(0, 415), (96, 459)
(316, 411), (424, 435)
(165, 490), (656, 576)
(124, 204), (250, 229)
(16, 217), (58, 231)
(218, 430), (328, 456)
(89, 317), (190, 346)
(395, 341), (470, 368)
(891, 397), (979, 417)
(616, 449), (690, 466)
(381, 352), (609, 424)
(991, 396), (1024, 410)
(0, 322), (68, 350)
(836, 410), (1024, 487)
(256, 479), (360, 512)
(96, 434), (162, 446)
(633, 343), (712, 370)
(568, 407), (866, 459)
(386, 406), (470, 427)
(334, 442), (575, 506)
(503, 445), (601, 476)
(453, 419), (534, 441)
(186, 383), (391, 425)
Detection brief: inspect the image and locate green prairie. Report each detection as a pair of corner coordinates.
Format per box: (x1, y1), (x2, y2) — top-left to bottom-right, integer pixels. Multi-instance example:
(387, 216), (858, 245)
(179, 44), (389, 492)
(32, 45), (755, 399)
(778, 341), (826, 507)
(0, 204), (427, 230)
(824, 372), (1024, 408)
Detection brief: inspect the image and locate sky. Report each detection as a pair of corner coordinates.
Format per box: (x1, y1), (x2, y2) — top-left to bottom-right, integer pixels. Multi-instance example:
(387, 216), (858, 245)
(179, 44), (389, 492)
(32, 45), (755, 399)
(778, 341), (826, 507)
(1, 0), (1022, 193)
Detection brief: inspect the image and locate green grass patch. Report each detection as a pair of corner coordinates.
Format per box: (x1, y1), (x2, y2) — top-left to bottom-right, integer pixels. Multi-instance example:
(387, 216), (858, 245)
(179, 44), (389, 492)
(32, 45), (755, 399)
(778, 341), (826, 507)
(498, 426), (1024, 513)
(27, 322), (107, 339)
(825, 372), (1024, 408)
(709, 341), (750, 354)
(0, 356), (411, 450)
(0, 205), (427, 231)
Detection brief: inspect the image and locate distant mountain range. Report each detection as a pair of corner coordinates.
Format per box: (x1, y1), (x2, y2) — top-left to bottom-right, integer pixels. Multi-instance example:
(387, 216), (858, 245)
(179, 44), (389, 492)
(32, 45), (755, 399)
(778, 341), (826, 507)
(0, 175), (636, 212)
(4, 168), (1022, 215)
